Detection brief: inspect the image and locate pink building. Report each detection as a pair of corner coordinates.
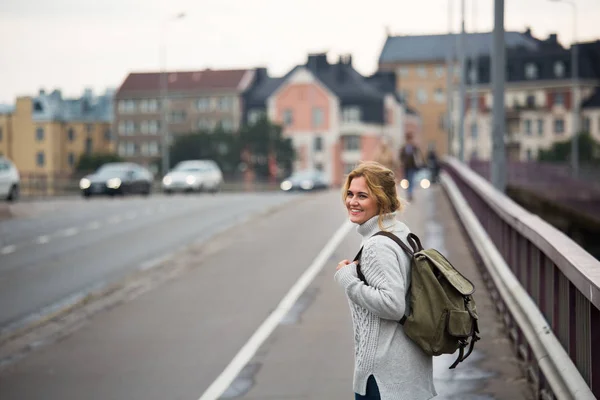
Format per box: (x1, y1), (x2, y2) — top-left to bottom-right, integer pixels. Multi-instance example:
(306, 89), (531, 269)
(243, 54), (421, 186)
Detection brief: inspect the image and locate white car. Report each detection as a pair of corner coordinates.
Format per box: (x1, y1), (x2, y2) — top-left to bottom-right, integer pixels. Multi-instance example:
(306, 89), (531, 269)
(0, 156), (20, 201)
(162, 160), (223, 194)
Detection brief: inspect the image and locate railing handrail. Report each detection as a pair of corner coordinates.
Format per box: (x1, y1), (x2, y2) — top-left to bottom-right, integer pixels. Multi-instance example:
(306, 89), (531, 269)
(445, 157), (600, 310)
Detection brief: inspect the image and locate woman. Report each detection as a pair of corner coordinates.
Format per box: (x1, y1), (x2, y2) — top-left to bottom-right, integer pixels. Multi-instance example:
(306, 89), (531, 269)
(334, 161), (436, 400)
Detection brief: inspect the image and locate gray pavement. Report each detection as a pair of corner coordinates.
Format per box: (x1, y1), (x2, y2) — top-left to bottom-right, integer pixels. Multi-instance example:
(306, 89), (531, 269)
(0, 193), (299, 329)
(0, 187), (532, 399)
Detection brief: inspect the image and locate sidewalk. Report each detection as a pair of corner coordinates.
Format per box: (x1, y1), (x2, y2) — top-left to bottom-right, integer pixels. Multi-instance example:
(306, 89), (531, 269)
(230, 186), (533, 399)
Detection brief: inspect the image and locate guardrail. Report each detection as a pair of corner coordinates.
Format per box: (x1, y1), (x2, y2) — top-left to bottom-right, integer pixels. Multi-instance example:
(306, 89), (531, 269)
(441, 157), (599, 400)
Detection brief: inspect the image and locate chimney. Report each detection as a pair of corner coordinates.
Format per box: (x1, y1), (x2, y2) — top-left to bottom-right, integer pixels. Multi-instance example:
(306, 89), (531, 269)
(524, 27), (532, 37)
(254, 67), (268, 84)
(307, 53), (329, 72)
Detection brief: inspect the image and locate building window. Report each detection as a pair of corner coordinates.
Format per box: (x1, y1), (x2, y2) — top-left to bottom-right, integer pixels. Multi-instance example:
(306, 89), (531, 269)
(197, 98), (211, 111)
(312, 107), (324, 127)
(36, 127), (44, 141)
(220, 119), (234, 132)
(554, 118), (565, 134)
(198, 119), (212, 130)
(68, 152), (75, 166)
(148, 141), (159, 156)
(525, 63), (538, 79)
(537, 119), (544, 135)
(86, 124), (94, 134)
(554, 61), (565, 78)
(283, 109), (293, 126)
(554, 93), (565, 107)
(217, 97), (234, 111)
(398, 89), (410, 102)
(36, 151), (45, 166)
(67, 128), (75, 141)
(342, 135), (360, 151)
(170, 110), (186, 123)
(416, 88), (428, 104)
(118, 100), (136, 114)
(468, 67), (478, 84)
(396, 67), (409, 77)
(104, 128), (112, 141)
(435, 66), (445, 78)
(85, 138), (93, 154)
(526, 149), (533, 161)
(0, 127), (3, 141)
(524, 119), (532, 135)
(434, 88), (445, 103)
(471, 123), (478, 139)
(342, 107), (361, 123)
(344, 163), (356, 175)
(417, 65), (427, 77)
(248, 109), (265, 125)
(583, 117), (591, 132)
(314, 136), (323, 151)
(526, 95), (536, 108)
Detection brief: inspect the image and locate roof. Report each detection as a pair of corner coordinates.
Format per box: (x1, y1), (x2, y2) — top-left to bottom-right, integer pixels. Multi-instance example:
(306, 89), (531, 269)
(0, 104), (14, 115)
(582, 87), (600, 109)
(117, 69), (252, 96)
(379, 31), (541, 64)
(31, 88), (114, 123)
(243, 55), (399, 124)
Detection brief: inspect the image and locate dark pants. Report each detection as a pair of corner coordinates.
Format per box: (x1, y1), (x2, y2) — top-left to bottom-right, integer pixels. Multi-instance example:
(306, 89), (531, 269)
(355, 375), (381, 400)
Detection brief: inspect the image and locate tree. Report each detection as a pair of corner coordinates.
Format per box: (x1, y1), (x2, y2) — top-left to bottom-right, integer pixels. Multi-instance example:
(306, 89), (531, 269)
(75, 152), (124, 173)
(168, 117), (295, 178)
(538, 132), (600, 165)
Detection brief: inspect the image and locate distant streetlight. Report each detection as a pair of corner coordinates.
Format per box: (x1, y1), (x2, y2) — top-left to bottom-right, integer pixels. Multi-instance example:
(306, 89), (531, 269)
(160, 12), (186, 177)
(549, 0), (579, 177)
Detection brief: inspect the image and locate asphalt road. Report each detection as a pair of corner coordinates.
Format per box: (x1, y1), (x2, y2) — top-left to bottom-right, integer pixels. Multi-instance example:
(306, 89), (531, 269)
(0, 192), (301, 330)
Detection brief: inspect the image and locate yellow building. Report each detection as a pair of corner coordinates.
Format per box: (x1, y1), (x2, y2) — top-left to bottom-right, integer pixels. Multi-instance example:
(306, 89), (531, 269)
(378, 30), (542, 155)
(5, 89), (115, 178)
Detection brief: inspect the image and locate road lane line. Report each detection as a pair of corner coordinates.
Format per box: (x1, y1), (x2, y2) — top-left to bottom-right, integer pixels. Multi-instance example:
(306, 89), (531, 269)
(87, 221), (101, 230)
(108, 216), (122, 224)
(198, 219), (353, 400)
(36, 235), (50, 244)
(1, 245), (16, 255)
(61, 227), (78, 237)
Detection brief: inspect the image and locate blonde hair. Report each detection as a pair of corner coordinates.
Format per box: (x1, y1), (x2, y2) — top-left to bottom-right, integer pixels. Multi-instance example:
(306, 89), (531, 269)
(342, 161), (402, 230)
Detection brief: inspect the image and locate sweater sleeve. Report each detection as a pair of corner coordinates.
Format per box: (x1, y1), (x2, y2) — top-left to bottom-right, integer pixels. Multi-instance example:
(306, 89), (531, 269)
(335, 237), (407, 320)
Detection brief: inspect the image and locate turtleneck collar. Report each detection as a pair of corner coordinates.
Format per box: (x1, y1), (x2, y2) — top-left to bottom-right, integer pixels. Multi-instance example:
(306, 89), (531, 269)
(356, 212), (398, 239)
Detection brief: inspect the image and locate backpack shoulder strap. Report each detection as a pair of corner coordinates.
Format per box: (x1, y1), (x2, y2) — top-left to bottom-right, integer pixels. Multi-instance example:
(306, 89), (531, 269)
(373, 231), (414, 257)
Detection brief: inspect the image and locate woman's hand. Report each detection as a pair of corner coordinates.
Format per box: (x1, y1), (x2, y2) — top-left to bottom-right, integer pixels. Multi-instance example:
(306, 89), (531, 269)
(337, 259), (353, 271)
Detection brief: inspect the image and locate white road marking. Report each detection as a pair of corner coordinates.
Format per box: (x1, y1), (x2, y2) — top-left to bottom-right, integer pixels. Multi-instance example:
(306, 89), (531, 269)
(197, 220), (353, 400)
(61, 227), (78, 237)
(1, 245), (16, 255)
(108, 216), (122, 224)
(87, 221), (101, 230)
(37, 235), (50, 244)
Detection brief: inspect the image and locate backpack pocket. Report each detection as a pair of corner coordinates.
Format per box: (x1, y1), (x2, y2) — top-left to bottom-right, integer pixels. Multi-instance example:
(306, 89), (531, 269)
(447, 310), (474, 338)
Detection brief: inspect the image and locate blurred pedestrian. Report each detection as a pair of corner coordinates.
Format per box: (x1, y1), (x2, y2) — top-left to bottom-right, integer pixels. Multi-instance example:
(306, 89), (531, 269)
(426, 143), (440, 184)
(398, 133), (423, 201)
(335, 161), (436, 400)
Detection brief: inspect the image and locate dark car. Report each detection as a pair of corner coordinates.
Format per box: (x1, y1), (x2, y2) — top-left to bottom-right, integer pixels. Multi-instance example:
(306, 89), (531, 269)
(79, 163), (153, 198)
(280, 170), (329, 192)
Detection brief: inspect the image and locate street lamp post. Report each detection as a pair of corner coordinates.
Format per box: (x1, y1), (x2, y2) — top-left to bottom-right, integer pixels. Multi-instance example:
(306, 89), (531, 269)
(458, 0), (466, 162)
(549, 0), (579, 177)
(446, 0), (454, 157)
(160, 12), (186, 177)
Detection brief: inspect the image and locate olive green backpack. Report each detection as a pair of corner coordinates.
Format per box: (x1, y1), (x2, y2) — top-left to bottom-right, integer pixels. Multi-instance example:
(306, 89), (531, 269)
(354, 231), (480, 369)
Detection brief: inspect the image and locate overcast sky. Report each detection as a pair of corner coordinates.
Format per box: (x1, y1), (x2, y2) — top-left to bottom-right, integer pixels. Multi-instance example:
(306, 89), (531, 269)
(1, 0), (599, 104)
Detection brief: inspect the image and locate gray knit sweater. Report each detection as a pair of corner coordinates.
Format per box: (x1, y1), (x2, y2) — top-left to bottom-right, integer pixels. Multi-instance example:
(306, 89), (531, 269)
(335, 213), (437, 400)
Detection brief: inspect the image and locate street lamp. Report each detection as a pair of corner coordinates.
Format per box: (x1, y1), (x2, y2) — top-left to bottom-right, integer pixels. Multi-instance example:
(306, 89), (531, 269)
(549, 0), (579, 177)
(160, 12), (186, 177)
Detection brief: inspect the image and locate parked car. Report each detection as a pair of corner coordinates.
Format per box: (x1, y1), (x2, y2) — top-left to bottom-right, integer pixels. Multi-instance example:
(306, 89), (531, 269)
(162, 160), (223, 194)
(280, 170), (329, 192)
(0, 156), (20, 201)
(79, 163), (153, 198)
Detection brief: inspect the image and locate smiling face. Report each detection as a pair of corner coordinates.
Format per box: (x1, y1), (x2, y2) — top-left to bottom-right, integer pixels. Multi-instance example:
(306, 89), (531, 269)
(345, 176), (379, 225)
